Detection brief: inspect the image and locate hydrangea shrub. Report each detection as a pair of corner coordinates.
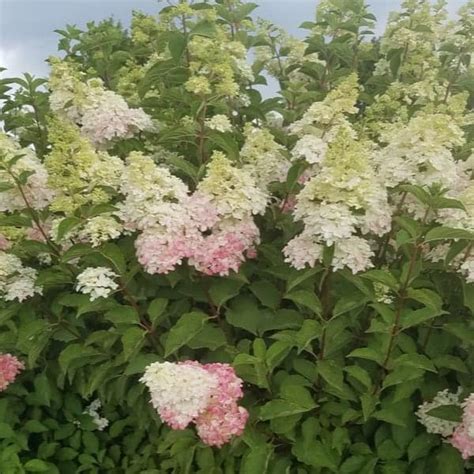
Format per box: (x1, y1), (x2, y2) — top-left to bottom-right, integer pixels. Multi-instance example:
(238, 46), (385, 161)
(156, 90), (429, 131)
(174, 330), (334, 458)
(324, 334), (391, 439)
(1, 0), (474, 472)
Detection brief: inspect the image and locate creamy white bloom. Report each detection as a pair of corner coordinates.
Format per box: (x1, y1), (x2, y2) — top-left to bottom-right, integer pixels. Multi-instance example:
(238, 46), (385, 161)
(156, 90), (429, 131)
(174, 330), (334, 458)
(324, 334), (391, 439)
(294, 201), (358, 245)
(416, 389), (462, 437)
(332, 237), (374, 274)
(76, 267), (119, 301)
(283, 232), (324, 270)
(140, 361), (218, 429)
(78, 215), (123, 247)
(292, 135), (328, 165)
(198, 151), (268, 219)
(84, 399), (109, 431)
(205, 115), (233, 133)
(0, 252), (42, 302)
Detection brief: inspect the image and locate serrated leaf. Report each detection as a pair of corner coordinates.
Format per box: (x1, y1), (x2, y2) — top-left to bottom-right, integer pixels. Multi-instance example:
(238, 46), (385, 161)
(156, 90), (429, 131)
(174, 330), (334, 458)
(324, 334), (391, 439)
(164, 311), (209, 357)
(284, 289), (322, 315)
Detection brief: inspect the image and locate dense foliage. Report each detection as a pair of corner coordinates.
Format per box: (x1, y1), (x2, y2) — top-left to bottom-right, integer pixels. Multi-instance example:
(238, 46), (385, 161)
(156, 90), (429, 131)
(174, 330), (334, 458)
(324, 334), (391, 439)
(1, 0), (474, 472)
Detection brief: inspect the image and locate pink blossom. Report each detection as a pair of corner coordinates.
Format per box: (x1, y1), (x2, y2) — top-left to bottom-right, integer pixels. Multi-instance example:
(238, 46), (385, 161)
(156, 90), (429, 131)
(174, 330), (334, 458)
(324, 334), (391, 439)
(196, 402), (248, 447)
(142, 360), (248, 447)
(450, 393), (474, 459)
(0, 353), (24, 391)
(135, 230), (195, 274)
(451, 423), (474, 459)
(191, 220), (259, 276)
(0, 234), (10, 250)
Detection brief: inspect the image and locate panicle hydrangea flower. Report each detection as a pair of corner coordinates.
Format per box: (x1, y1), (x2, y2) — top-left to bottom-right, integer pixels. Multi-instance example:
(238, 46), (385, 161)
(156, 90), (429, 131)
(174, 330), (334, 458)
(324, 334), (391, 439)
(118, 152), (189, 231)
(49, 59), (153, 147)
(0, 252), (42, 302)
(76, 267), (119, 301)
(451, 424), (474, 460)
(240, 125), (290, 188)
(190, 219), (260, 276)
(45, 119), (124, 214)
(416, 389), (462, 437)
(0, 354), (24, 392)
(80, 91), (153, 147)
(140, 361), (219, 430)
(0, 134), (54, 212)
(205, 115), (233, 133)
(285, 124), (390, 273)
(135, 227), (196, 275)
(291, 135), (328, 165)
(83, 400), (109, 431)
(141, 361), (248, 446)
(375, 114), (465, 191)
(198, 151), (268, 220)
(288, 74), (359, 136)
(0, 234), (10, 250)
(78, 215), (123, 248)
(450, 393), (474, 459)
(283, 232), (324, 270)
(332, 237), (374, 274)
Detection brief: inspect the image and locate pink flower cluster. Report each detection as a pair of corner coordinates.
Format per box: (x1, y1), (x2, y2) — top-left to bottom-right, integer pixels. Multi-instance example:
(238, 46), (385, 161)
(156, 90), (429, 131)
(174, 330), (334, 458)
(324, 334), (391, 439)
(192, 362), (249, 447)
(451, 394), (474, 459)
(0, 353), (24, 391)
(141, 360), (248, 447)
(135, 193), (259, 277)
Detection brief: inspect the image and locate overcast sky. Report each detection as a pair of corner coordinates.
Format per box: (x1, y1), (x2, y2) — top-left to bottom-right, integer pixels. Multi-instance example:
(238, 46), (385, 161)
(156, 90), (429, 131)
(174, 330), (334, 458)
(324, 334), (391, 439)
(0, 0), (465, 80)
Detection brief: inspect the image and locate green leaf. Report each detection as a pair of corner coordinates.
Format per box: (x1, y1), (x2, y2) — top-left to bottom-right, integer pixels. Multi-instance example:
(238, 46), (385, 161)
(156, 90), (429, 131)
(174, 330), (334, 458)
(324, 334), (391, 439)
(209, 279), (243, 307)
(105, 305), (140, 325)
(400, 307), (446, 329)
(250, 280), (281, 309)
(347, 347), (383, 365)
(56, 217), (81, 241)
(424, 226), (474, 242)
(147, 298), (168, 328)
(226, 297), (260, 335)
(394, 353), (436, 373)
(345, 365), (372, 389)
(259, 399), (315, 420)
(317, 359), (344, 391)
(24, 460), (50, 472)
(265, 341), (292, 372)
(0, 422), (15, 438)
(187, 324), (226, 350)
(99, 243), (126, 274)
(240, 443), (273, 474)
(286, 267), (321, 292)
(121, 327), (146, 360)
(382, 366), (424, 390)
(426, 404), (462, 422)
(407, 433), (438, 463)
(429, 445), (464, 474)
(361, 270), (399, 290)
(125, 353), (161, 375)
(284, 290), (322, 315)
(406, 288), (443, 311)
(164, 312), (209, 357)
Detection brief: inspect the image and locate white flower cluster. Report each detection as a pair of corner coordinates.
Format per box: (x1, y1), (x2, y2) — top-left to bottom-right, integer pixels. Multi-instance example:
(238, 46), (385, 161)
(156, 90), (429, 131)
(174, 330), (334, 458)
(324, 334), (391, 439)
(0, 134), (55, 213)
(240, 125), (290, 189)
(78, 215), (123, 248)
(117, 151), (189, 231)
(140, 361), (218, 429)
(198, 151), (268, 220)
(416, 389), (462, 437)
(83, 399), (109, 431)
(285, 126), (391, 274)
(205, 115), (233, 133)
(76, 267), (119, 301)
(375, 114), (465, 191)
(0, 252), (42, 302)
(49, 59), (153, 147)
